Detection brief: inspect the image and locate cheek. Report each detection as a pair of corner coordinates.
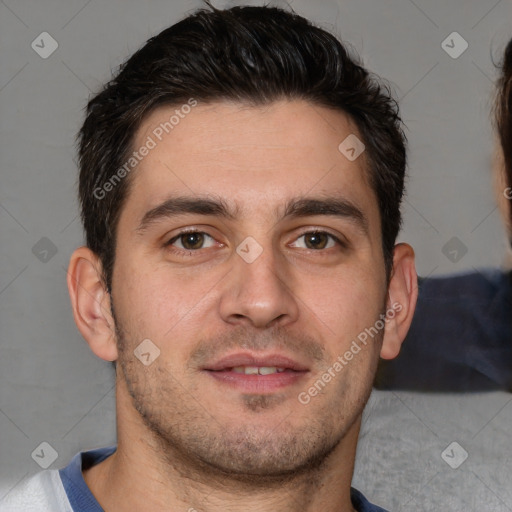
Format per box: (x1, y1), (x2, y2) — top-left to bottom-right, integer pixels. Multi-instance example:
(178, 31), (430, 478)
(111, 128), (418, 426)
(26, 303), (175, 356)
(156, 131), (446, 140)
(303, 267), (385, 336)
(113, 259), (219, 346)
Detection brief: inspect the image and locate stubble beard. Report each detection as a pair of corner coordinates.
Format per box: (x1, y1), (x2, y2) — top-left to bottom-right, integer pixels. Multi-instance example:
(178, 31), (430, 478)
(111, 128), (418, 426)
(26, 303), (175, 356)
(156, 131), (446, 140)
(112, 304), (380, 487)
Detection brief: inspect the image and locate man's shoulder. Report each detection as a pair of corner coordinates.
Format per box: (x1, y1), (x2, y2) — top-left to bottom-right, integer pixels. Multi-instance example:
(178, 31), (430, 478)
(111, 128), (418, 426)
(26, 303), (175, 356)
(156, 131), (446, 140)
(0, 445), (115, 512)
(0, 469), (72, 512)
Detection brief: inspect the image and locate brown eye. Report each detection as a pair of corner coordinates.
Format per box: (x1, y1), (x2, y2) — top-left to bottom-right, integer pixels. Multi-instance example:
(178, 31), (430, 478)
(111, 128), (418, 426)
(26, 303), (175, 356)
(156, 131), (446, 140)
(304, 232), (330, 249)
(291, 231), (339, 250)
(180, 232), (205, 250)
(167, 231), (215, 251)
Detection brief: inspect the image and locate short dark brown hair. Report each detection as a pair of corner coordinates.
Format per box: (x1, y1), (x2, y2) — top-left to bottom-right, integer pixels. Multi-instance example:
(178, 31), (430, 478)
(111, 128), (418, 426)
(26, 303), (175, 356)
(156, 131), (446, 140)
(495, 37), (512, 231)
(77, 2), (407, 292)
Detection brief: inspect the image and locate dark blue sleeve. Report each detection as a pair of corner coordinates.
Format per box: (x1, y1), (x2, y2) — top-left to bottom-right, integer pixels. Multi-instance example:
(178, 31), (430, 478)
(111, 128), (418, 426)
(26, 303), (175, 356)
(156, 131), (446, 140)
(375, 270), (512, 392)
(351, 487), (389, 511)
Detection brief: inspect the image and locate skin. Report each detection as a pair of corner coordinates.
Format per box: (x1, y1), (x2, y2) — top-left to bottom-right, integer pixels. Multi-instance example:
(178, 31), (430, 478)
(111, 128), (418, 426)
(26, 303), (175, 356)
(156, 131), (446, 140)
(67, 99), (417, 512)
(493, 144), (512, 241)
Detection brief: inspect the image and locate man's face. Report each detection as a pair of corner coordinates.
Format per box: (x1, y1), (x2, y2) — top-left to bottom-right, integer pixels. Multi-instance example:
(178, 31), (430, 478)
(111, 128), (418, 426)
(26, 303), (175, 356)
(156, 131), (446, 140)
(111, 99), (388, 478)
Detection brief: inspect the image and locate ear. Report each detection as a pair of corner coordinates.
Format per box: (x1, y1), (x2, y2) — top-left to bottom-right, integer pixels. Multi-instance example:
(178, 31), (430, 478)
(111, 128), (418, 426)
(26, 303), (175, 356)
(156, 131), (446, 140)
(380, 243), (418, 360)
(67, 246), (118, 361)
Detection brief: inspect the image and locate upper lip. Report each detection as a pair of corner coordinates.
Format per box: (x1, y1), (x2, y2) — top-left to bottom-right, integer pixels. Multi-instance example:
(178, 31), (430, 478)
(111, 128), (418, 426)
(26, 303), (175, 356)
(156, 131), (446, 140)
(203, 352), (310, 372)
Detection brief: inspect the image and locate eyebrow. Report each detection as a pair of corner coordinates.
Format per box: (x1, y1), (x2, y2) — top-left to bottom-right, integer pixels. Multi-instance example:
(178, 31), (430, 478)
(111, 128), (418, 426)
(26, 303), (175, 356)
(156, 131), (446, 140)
(136, 195), (368, 235)
(282, 197), (368, 234)
(136, 196), (239, 233)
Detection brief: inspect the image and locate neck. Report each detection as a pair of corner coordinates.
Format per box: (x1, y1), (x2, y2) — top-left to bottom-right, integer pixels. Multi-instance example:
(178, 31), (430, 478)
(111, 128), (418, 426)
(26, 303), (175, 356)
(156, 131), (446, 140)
(83, 376), (360, 512)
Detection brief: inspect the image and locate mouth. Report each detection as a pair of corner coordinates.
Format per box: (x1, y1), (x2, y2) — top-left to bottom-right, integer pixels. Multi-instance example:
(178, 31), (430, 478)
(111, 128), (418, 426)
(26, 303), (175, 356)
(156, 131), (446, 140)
(202, 353), (310, 393)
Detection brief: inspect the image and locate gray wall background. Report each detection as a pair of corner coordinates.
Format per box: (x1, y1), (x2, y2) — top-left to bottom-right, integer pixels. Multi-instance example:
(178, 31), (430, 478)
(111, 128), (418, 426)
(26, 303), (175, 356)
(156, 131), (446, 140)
(1, 0), (511, 510)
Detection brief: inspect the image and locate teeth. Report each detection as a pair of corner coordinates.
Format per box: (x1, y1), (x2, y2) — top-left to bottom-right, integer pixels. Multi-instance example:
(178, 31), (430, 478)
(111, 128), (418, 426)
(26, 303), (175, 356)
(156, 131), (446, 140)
(231, 366), (286, 375)
(258, 366), (277, 375)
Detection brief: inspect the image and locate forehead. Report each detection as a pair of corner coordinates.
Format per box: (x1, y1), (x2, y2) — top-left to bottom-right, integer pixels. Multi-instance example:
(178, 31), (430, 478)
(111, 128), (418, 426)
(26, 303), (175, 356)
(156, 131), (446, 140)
(122, 99), (378, 229)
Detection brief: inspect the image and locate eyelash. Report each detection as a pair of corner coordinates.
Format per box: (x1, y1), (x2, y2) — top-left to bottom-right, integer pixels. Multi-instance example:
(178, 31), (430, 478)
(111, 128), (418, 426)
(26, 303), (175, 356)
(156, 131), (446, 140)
(164, 228), (346, 255)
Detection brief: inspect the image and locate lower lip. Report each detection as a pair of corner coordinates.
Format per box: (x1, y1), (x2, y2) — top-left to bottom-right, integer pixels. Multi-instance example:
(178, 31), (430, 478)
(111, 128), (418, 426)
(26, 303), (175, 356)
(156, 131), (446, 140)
(205, 369), (308, 393)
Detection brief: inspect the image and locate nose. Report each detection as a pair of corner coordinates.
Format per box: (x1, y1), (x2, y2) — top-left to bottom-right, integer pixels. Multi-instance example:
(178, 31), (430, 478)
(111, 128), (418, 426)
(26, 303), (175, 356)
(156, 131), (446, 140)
(218, 243), (300, 329)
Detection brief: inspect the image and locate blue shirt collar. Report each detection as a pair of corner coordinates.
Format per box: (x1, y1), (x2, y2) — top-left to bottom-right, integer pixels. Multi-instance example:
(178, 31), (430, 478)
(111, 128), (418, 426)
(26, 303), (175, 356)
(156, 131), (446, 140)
(59, 445), (387, 511)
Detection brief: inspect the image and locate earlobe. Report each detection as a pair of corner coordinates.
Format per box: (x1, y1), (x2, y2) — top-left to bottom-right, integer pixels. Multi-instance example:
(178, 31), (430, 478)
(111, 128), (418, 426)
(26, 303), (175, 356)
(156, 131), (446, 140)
(380, 243), (418, 360)
(67, 247), (118, 362)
